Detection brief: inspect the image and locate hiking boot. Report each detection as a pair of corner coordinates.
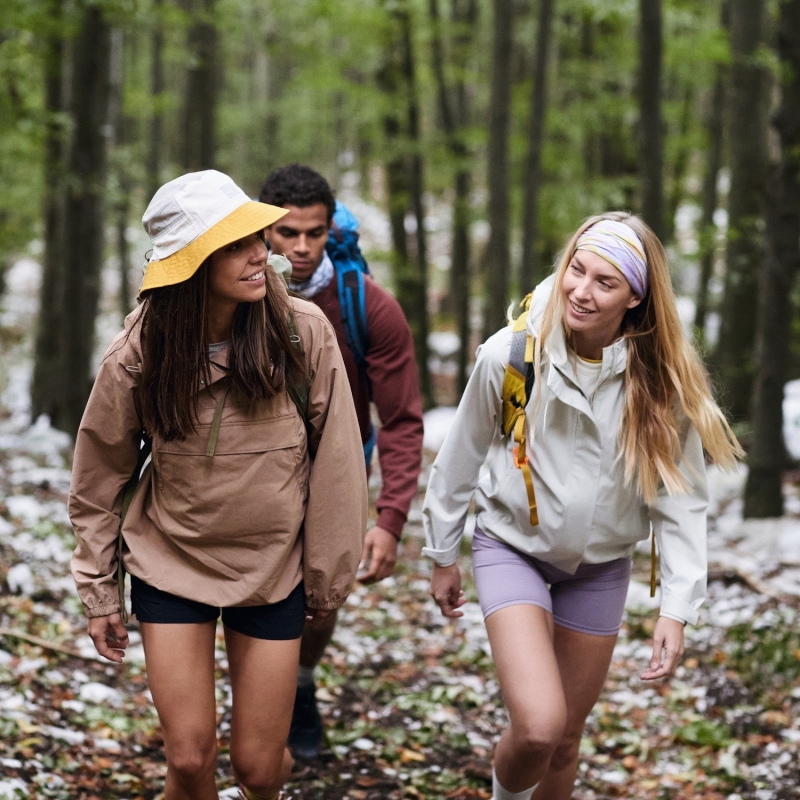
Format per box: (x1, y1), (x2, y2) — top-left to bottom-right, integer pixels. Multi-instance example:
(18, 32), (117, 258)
(287, 682), (323, 760)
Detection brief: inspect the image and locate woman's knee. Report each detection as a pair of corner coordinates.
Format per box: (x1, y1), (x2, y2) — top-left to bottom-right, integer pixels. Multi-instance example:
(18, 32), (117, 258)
(166, 736), (217, 782)
(231, 747), (285, 796)
(509, 709), (567, 760)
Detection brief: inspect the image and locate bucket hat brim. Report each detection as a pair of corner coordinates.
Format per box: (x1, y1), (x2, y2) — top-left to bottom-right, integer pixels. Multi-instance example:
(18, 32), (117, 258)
(139, 200), (289, 293)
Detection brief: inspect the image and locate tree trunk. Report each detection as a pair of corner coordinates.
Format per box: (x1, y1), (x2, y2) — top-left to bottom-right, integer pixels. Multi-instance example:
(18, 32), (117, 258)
(401, 10), (434, 408)
(109, 28), (132, 318)
(483, 0), (514, 339)
(744, 0), (800, 518)
(430, 0), (477, 398)
(183, 0), (217, 171)
(715, 0), (769, 421)
(31, 0), (67, 423)
(520, 0), (555, 292)
(666, 84), (695, 242)
(693, 38), (728, 340)
(60, 4), (113, 435)
(147, 0), (164, 200)
(378, 4), (434, 408)
(638, 0), (665, 240)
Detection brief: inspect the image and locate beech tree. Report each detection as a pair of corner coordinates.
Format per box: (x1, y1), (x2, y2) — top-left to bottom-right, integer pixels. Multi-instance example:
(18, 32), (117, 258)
(715, 0), (769, 421)
(482, 0), (514, 339)
(744, 0), (800, 518)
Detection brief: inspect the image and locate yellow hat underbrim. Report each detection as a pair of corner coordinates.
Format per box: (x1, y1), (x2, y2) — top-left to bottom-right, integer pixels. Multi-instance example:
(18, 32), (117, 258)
(139, 201), (289, 293)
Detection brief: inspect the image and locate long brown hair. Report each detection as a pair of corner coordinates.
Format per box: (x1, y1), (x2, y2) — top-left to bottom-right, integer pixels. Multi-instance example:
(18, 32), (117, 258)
(535, 211), (743, 502)
(138, 260), (306, 441)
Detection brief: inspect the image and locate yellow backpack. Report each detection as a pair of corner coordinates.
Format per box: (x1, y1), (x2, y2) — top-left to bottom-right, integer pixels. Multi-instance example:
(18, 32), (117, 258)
(500, 294), (538, 527)
(501, 297), (658, 597)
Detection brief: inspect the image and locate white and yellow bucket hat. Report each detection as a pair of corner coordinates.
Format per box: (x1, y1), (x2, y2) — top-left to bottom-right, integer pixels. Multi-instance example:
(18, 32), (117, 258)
(140, 170), (288, 293)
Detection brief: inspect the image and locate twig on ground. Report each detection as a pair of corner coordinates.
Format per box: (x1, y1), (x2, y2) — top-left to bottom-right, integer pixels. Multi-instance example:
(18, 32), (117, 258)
(0, 626), (103, 662)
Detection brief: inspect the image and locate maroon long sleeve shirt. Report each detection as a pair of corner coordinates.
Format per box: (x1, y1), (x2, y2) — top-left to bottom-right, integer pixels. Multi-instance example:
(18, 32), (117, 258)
(312, 275), (424, 539)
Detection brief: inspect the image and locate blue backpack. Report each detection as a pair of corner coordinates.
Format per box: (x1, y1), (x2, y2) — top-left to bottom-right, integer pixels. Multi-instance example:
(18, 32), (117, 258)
(326, 201), (370, 367)
(326, 201), (377, 465)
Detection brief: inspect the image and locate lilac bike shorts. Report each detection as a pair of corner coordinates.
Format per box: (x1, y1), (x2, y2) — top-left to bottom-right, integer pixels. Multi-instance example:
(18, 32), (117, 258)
(472, 527), (632, 636)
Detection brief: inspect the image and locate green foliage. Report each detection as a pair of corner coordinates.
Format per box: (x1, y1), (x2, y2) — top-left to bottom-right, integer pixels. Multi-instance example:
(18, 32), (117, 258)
(726, 609), (800, 699)
(674, 719), (732, 749)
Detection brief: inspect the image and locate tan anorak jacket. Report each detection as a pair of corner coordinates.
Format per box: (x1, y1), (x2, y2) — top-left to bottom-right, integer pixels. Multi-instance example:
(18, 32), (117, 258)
(69, 295), (367, 618)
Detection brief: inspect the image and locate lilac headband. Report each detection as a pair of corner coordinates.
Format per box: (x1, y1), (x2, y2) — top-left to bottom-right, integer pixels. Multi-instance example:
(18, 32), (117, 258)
(574, 219), (648, 298)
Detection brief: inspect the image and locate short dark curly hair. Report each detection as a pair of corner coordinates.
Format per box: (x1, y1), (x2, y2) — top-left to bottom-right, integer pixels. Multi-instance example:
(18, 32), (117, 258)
(259, 164), (336, 223)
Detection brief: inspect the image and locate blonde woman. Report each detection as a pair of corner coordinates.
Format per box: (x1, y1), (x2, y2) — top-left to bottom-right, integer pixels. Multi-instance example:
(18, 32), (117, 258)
(424, 212), (741, 800)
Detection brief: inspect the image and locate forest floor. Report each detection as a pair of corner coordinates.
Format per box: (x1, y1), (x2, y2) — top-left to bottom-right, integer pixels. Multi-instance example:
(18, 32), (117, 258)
(1, 259), (800, 800)
(0, 420), (799, 800)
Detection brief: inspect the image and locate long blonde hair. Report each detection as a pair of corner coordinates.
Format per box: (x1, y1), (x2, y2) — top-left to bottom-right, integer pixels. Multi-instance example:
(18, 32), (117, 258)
(535, 211), (743, 502)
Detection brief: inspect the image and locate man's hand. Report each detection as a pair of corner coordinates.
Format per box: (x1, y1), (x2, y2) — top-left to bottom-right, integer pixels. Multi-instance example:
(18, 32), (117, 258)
(87, 614), (129, 663)
(641, 616), (685, 680)
(358, 526), (398, 585)
(430, 563), (465, 618)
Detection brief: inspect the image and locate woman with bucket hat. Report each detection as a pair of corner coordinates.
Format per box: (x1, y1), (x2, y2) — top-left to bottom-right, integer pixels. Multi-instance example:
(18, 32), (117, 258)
(424, 213), (742, 800)
(69, 170), (366, 800)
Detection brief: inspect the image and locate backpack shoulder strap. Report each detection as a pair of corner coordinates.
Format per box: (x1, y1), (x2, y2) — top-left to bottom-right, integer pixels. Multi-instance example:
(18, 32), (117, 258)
(501, 294), (534, 436)
(501, 293), (538, 527)
(327, 201), (370, 367)
(286, 311), (312, 438)
(335, 261), (369, 367)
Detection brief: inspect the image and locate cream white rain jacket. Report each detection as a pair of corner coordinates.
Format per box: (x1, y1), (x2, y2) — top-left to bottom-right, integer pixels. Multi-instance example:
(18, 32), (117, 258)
(422, 275), (709, 625)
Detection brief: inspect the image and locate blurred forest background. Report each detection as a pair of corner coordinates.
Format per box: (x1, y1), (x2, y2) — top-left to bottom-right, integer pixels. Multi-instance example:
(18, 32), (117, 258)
(0, 0), (799, 518)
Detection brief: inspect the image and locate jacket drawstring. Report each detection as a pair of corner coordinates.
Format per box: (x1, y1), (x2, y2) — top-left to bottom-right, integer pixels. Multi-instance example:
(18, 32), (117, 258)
(206, 385), (230, 457)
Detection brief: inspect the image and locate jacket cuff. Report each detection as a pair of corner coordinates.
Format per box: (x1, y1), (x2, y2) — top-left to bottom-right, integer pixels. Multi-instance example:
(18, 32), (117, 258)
(305, 594), (349, 611)
(659, 593), (699, 626)
(84, 602), (121, 619)
(421, 543), (460, 567)
(376, 507), (406, 540)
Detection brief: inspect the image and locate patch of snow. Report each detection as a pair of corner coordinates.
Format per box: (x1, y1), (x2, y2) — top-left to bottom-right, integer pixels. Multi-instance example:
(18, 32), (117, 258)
(78, 682), (123, 707)
(93, 738), (122, 753)
(13, 658), (47, 676)
(784, 379), (800, 460)
(4, 496), (48, 527)
(428, 331), (460, 359)
(6, 563), (34, 596)
(0, 778), (28, 799)
(625, 580), (660, 612)
(41, 725), (86, 745)
(423, 407), (457, 453)
(352, 737), (375, 751)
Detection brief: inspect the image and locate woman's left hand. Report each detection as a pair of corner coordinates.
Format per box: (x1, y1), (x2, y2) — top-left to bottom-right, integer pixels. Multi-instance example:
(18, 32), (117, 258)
(305, 607), (336, 628)
(640, 616), (685, 680)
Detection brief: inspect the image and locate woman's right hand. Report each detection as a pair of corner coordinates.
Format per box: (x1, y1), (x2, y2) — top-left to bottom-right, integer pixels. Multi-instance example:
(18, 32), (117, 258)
(88, 614), (129, 663)
(430, 563), (466, 618)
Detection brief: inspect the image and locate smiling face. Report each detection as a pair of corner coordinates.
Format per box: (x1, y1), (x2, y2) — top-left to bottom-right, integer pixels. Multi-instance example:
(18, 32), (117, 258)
(207, 232), (268, 338)
(561, 249), (643, 356)
(265, 203), (330, 283)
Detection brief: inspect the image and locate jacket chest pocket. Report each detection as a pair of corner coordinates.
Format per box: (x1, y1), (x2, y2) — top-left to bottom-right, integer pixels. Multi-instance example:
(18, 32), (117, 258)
(152, 415), (308, 538)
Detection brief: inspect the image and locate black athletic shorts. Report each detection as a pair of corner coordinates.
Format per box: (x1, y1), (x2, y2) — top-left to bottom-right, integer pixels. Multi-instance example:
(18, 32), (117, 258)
(130, 575), (306, 640)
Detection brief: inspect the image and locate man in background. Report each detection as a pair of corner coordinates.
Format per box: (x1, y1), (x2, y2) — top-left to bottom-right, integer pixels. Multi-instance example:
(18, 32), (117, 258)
(260, 164), (424, 759)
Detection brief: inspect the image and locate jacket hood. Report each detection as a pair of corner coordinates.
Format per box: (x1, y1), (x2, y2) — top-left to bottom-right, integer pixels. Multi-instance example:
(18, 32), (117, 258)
(525, 273), (556, 340)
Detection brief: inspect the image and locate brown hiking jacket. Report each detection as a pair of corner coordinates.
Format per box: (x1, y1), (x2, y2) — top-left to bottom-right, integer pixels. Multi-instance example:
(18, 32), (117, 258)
(69, 296), (367, 618)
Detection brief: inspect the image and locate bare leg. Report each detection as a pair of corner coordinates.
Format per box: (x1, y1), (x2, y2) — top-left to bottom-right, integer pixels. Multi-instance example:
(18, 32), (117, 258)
(531, 625), (618, 800)
(486, 604), (566, 793)
(225, 626), (301, 797)
(140, 622), (218, 800)
(298, 609), (338, 669)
